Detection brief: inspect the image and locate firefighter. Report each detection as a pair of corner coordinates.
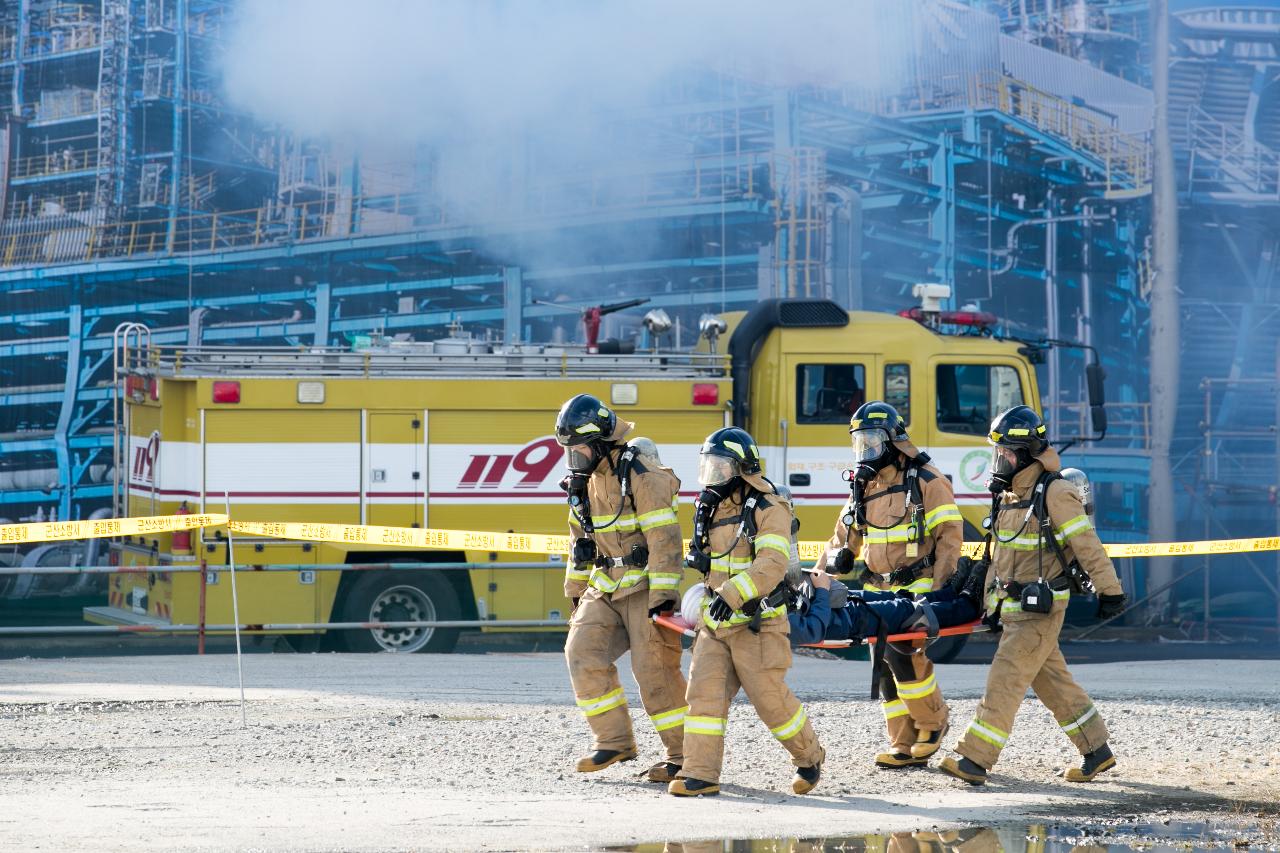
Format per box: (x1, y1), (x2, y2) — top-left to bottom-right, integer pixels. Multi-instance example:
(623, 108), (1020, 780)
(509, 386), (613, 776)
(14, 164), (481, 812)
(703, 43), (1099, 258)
(557, 394), (688, 784)
(669, 427), (824, 797)
(813, 401), (963, 768)
(939, 405), (1126, 786)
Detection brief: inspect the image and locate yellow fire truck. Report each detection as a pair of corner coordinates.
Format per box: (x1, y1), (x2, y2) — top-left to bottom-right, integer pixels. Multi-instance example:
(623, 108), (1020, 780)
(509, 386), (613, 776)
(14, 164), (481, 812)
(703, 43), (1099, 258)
(93, 287), (1105, 652)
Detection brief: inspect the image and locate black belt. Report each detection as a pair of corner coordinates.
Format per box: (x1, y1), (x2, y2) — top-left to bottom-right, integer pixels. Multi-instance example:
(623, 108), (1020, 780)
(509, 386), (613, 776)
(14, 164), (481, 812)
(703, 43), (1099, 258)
(859, 553), (935, 588)
(594, 544), (649, 569)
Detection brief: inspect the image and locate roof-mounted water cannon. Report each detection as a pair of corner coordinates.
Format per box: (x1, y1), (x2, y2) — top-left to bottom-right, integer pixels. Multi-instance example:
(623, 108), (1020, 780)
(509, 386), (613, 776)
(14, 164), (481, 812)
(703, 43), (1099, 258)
(699, 313), (728, 353)
(532, 297), (650, 353)
(898, 282), (999, 333)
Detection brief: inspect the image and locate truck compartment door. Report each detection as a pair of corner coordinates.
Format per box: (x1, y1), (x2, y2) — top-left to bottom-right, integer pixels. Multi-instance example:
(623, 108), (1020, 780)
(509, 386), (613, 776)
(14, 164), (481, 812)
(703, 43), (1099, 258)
(364, 411), (425, 529)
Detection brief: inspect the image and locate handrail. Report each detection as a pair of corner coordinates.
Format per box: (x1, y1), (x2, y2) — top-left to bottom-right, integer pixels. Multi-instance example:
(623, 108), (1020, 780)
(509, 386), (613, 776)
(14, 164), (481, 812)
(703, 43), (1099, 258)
(0, 151), (769, 269)
(1186, 104), (1280, 197)
(129, 344), (729, 380)
(9, 147), (101, 180)
(866, 71), (1152, 194)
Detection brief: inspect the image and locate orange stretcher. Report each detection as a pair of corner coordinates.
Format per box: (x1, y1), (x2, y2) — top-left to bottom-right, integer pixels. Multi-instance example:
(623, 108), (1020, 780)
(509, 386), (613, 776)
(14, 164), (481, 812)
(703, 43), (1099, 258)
(652, 613), (988, 648)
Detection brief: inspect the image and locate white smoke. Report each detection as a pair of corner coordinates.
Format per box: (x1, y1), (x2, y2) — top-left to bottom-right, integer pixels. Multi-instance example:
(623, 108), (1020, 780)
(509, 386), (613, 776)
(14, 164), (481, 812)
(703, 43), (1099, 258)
(219, 0), (914, 278)
(222, 0), (904, 144)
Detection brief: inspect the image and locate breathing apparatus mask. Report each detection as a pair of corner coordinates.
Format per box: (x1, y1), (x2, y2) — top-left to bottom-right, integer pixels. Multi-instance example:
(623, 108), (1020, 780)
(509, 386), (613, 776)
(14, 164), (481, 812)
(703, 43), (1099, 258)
(564, 441), (606, 475)
(851, 427), (894, 470)
(987, 446), (1030, 494)
(698, 454), (741, 491)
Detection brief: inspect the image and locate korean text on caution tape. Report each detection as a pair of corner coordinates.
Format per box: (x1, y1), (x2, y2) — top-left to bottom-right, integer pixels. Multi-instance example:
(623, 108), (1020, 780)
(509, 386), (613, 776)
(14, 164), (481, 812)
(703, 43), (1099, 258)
(0, 513), (229, 545)
(229, 521), (573, 556)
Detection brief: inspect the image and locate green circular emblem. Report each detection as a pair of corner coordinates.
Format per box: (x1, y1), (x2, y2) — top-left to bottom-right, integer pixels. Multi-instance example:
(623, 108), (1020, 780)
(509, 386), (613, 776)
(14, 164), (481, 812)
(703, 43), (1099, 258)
(959, 448), (993, 492)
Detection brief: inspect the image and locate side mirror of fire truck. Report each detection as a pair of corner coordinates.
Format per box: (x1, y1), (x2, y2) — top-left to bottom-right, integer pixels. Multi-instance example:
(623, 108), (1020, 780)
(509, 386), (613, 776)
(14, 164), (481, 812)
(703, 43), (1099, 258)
(1086, 360), (1107, 440)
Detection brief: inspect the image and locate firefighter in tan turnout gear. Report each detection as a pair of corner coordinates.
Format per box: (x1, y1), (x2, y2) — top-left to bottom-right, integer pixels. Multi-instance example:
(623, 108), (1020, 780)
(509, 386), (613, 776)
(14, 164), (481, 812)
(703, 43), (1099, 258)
(814, 401), (963, 768)
(940, 405), (1127, 786)
(669, 427), (824, 798)
(556, 394), (688, 784)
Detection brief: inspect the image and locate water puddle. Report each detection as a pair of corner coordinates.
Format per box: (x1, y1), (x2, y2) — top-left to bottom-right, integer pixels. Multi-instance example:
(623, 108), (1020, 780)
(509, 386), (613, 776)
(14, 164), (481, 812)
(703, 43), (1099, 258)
(613, 821), (1280, 852)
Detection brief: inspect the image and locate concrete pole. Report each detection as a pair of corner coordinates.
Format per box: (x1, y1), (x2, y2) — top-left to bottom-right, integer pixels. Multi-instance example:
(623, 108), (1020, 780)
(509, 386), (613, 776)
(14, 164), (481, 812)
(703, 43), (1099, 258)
(1148, 0), (1181, 616)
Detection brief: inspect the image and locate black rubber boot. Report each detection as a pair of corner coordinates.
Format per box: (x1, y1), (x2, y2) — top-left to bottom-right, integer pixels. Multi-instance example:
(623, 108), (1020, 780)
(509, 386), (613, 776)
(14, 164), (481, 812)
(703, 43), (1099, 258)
(645, 761), (681, 784)
(792, 762), (821, 795)
(940, 755), (988, 785)
(875, 751), (929, 769)
(668, 777), (720, 797)
(575, 749), (637, 773)
(1066, 743), (1116, 782)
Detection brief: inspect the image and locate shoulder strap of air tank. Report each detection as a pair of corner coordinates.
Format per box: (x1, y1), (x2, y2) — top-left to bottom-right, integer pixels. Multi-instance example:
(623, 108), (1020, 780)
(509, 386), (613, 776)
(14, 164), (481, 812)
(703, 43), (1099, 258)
(616, 444), (641, 514)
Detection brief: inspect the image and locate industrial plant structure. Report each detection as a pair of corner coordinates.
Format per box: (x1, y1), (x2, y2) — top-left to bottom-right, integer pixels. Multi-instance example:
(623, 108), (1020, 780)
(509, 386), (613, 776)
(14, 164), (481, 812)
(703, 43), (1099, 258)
(0, 0), (1276, 632)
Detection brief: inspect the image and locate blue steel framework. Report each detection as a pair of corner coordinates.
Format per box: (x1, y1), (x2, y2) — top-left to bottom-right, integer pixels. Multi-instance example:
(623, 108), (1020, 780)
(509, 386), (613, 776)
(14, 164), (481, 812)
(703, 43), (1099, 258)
(978, 0), (1280, 627)
(0, 3), (1151, 567)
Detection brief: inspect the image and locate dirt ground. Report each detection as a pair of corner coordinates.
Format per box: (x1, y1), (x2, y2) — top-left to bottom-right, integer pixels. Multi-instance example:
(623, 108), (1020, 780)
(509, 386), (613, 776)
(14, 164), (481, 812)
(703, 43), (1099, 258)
(0, 652), (1276, 852)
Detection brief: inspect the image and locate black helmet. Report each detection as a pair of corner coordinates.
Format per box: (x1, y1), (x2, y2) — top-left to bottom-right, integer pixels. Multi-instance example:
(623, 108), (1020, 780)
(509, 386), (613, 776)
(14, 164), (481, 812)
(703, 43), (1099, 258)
(987, 405), (1048, 491)
(849, 401), (907, 471)
(987, 405), (1047, 453)
(555, 394), (616, 473)
(699, 426), (762, 487)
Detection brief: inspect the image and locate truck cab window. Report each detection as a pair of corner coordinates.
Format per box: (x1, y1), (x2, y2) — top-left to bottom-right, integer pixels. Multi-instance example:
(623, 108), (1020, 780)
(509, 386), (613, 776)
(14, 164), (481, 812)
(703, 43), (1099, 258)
(884, 363), (910, 426)
(935, 364), (1024, 436)
(797, 363), (865, 424)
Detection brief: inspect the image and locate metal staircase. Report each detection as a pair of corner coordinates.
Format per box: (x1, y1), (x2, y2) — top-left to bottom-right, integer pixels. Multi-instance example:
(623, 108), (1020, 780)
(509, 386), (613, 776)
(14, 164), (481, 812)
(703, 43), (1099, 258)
(93, 0), (129, 224)
(1186, 105), (1280, 201)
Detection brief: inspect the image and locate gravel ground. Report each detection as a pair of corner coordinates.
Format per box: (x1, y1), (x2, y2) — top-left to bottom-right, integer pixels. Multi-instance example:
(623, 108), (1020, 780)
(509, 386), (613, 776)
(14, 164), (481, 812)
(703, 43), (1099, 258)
(0, 653), (1277, 852)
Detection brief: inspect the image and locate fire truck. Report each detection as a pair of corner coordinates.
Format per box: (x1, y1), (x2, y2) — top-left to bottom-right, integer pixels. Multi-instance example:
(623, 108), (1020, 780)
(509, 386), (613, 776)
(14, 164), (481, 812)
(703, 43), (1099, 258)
(93, 286), (1105, 652)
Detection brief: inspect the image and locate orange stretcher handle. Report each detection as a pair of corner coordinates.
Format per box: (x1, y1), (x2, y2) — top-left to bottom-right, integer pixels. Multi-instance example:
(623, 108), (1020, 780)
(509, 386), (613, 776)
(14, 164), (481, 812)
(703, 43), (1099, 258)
(653, 613), (697, 638)
(801, 620), (988, 649)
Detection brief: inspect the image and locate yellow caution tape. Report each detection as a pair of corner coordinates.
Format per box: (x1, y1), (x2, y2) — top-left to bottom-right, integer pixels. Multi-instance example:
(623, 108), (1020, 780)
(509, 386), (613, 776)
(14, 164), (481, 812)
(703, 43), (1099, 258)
(6, 512), (1272, 560)
(802, 537), (1280, 561)
(228, 521), (1280, 561)
(0, 513), (228, 545)
(229, 521), (573, 556)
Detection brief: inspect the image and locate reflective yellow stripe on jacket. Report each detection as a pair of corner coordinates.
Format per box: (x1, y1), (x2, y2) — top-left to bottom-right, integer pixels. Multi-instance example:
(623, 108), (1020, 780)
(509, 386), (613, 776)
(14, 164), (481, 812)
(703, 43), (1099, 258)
(924, 503), (962, 532)
(587, 566), (647, 594)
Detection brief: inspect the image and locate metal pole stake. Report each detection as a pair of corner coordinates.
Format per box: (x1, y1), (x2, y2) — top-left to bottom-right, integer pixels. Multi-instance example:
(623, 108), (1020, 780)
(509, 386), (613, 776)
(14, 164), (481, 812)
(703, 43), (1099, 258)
(224, 492), (246, 727)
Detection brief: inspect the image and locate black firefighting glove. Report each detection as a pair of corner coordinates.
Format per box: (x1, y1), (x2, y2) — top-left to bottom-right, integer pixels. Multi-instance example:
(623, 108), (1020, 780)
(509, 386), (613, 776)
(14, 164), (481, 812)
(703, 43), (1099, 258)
(648, 600), (675, 618)
(832, 547), (855, 575)
(706, 594), (733, 623)
(1096, 593), (1126, 620)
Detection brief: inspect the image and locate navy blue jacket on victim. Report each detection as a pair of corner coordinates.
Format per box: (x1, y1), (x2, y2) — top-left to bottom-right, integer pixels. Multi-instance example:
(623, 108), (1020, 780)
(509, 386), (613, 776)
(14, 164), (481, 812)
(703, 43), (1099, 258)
(788, 586), (979, 646)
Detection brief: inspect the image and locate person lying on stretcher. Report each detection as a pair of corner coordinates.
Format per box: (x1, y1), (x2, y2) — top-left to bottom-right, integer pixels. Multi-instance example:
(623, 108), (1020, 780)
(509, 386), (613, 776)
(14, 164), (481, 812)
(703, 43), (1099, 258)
(789, 556), (987, 646)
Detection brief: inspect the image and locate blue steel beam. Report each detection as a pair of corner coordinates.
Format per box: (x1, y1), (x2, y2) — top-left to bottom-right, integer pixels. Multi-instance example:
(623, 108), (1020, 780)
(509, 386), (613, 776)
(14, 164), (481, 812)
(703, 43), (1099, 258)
(0, 198), (769, 288)
(0, 434), (111, 454)
(53, 304), (82, 518)
(1, 256), (760, 332)
(0, 387), (112, 406)
(0, 484), (112, 506)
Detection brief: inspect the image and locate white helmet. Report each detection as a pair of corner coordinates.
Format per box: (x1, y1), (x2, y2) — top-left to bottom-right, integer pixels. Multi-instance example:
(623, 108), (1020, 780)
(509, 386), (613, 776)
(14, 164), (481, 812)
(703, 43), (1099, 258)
(680, 584), (708, 619)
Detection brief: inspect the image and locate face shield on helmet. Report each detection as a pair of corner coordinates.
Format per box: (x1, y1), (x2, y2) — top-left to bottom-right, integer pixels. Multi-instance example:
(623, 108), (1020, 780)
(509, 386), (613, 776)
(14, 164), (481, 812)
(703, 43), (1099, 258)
(987, 446), (1021, 492)
(564, 443), (602, 474)
(850, 427), (892, 466)
(698, 453), (740, 488)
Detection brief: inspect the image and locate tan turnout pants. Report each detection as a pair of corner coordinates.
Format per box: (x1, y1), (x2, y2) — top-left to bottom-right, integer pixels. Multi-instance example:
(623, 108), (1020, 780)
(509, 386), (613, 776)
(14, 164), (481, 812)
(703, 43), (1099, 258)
(881, 641), (948, 753)
(565, 591), (687, 761)
(956, 606), (1109, 769)
(678, 627), (824, 784)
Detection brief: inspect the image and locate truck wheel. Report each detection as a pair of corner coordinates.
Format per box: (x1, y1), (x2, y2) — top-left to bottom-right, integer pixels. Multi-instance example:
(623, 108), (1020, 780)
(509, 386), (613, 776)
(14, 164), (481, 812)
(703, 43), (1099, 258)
(339, 572), (461, 654)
